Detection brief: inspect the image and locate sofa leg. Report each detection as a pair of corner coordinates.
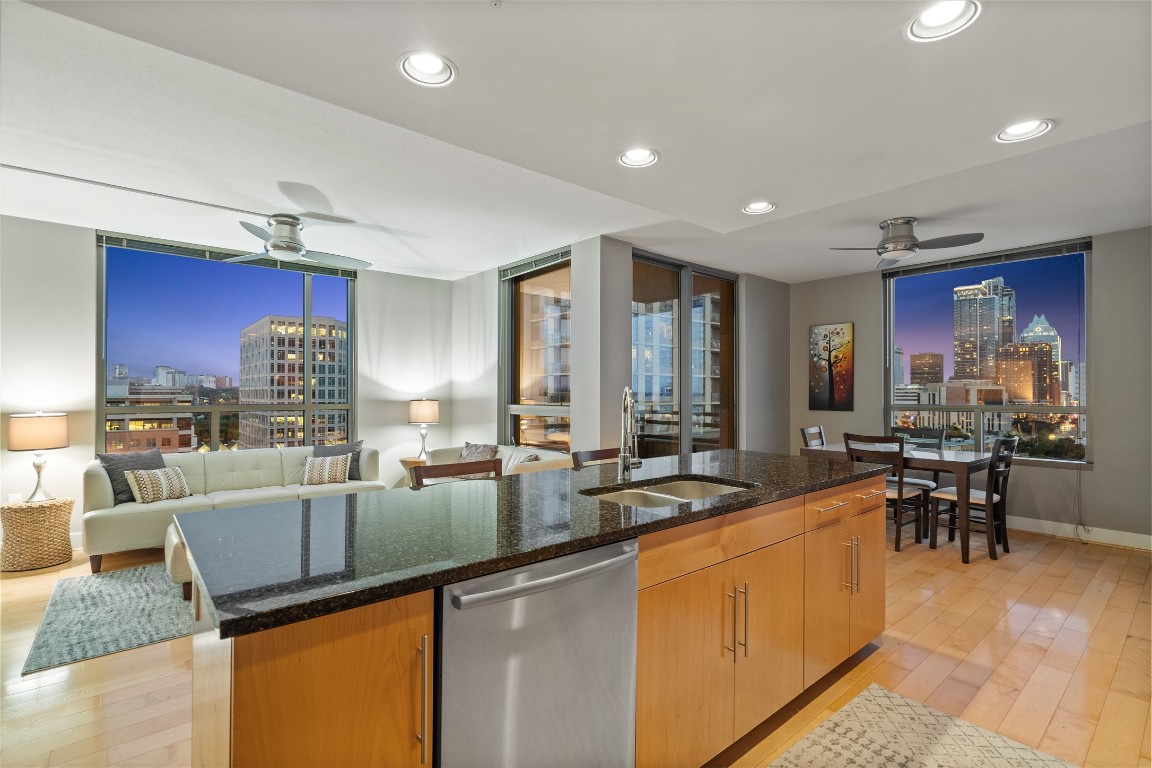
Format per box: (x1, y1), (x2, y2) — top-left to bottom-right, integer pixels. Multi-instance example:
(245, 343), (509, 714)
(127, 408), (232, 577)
(89, 554), (102, 573)
(182, 582), (192, 601)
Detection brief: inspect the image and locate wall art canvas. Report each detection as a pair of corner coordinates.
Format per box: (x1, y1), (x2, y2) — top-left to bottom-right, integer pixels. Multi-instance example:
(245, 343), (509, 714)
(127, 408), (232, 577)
(809, 322), (854, 411)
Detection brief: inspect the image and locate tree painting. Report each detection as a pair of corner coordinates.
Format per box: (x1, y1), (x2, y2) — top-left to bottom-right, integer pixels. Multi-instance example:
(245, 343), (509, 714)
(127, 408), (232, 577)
(809, 322), (854, 411)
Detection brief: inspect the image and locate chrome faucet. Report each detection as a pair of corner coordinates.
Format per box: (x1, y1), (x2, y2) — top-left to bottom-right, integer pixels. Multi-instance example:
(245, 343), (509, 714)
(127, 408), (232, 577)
(619, 386), (644, 481)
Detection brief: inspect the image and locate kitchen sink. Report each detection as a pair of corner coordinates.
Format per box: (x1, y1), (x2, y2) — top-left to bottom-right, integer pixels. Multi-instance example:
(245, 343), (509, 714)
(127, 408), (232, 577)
(581, 475), (757, 507)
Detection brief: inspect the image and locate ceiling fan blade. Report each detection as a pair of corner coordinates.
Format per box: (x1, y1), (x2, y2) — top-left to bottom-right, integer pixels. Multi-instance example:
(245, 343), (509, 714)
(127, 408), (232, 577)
(917, 232), (984, 250)
(302, 250), (371, 269)
(877, 256), (910, 269)
(829, 247), (878, 251)
(297, 211), (357, 226)
(240, 220), (272, 241)
(224, 252), (270, 263)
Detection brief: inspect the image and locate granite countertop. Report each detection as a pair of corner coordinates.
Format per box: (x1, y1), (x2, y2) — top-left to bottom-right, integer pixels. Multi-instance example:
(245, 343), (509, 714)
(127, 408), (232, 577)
(176, 449), (886, 638)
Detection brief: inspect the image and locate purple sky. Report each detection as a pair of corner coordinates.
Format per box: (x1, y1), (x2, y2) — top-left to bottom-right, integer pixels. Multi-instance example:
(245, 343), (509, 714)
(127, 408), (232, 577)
(106, 247), (349, 381)
(893, 252), (1086, 383)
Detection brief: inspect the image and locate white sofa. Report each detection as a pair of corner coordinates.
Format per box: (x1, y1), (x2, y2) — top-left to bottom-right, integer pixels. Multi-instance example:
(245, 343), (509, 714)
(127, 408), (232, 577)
(83, 445), (386, 572)
(387, 444), (572, 488)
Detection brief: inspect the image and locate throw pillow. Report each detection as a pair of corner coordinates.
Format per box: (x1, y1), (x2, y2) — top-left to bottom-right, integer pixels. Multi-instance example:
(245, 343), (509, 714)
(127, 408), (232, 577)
(303, 454), (351, 485)
(313, 440), (363, 481)
(124, 467), (191, 504)
(457, 442), (499, 480)
(97, 448), (165, 506)
(520, 454), (541, 463)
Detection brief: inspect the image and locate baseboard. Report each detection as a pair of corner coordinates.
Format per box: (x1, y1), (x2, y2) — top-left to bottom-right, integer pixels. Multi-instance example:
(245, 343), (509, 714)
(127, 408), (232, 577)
(71, 531), (83, 549)
(1007, 515), (1151, 551)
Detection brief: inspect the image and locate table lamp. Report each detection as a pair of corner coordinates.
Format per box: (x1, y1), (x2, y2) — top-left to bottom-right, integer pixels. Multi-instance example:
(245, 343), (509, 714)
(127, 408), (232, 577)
(8, 411), (69, 502)
(408, 399), (439, 460)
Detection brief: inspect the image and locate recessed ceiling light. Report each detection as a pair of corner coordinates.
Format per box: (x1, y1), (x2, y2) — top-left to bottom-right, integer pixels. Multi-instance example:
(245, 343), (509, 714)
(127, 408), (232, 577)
(994, 119), (1054, 143)
(742, 201), (776, 215)
(618, 148), (659, 168)
(397, 51), (457, 87)
(905, 1), (981, 42)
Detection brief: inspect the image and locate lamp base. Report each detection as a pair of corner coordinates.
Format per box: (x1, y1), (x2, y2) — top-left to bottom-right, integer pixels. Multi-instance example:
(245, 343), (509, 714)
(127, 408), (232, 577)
(415, 425), (429, 461)
(27, 453), (55, 502)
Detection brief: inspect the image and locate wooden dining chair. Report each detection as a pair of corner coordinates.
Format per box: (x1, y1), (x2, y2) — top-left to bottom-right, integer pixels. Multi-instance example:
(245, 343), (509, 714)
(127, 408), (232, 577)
(570, 447), (620, 470)
(799, 426), (827, 448)
(411, 459), (502, 489)
(928, 436), (1019, 560)
(890, 426), (944, 536)
(843, 433), (923, 552)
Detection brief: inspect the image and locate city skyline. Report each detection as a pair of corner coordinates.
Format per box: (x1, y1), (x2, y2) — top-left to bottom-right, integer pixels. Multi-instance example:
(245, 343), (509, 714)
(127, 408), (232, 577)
(105, 247), (349, 382)
(893, 252), (1086, 383)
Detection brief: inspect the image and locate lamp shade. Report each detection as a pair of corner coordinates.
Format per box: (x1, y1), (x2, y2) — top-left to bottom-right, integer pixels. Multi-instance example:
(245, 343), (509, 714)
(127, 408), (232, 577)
(408, 399), (440, 425)
(8, 412), (69, 451)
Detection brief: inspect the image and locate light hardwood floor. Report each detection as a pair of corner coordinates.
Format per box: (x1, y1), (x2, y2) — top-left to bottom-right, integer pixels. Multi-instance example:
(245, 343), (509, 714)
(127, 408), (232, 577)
(2, 530), (1149, 768)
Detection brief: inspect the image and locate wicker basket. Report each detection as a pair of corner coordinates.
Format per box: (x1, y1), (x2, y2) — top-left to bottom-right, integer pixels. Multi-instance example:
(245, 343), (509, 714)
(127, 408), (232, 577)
(1, 497), (74, 571)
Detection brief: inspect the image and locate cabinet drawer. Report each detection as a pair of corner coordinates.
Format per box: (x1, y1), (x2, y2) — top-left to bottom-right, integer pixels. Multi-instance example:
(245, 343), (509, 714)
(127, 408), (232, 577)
(849, 478), (887, 515)
(804, 484), (856, 531)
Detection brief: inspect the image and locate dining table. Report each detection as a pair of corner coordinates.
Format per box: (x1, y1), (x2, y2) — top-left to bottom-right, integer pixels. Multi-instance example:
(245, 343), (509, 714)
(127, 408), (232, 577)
(800, 442), (994, 564)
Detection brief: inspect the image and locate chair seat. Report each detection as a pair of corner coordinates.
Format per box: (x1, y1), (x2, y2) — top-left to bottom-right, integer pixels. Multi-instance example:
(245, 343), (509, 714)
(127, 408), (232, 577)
(930, 487), (1001, 505)
(886, 486), (922, 501)
(888, 477), (937, 491)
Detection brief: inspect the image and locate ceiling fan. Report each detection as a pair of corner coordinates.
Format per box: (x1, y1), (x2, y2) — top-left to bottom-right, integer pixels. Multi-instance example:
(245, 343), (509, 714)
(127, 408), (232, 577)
(831, 217), (984, 269)
(227, 214), (371, 270)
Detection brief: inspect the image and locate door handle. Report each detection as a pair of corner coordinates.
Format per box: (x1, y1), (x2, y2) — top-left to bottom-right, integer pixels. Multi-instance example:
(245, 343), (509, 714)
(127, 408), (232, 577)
(815, 500), (850, 513)
(856, 490), (885, 500)
(737, 582), (749, 657)
(450, 545), (637, 610)
(416, 633), (429, 764)
(842, 541), (854, 590)
(725, 588), (738, 658)
(854, 536), (862, 594)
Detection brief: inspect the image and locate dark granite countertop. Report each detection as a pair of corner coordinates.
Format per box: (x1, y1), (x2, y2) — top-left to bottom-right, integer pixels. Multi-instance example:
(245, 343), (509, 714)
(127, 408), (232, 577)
(176, 449), (886, 638)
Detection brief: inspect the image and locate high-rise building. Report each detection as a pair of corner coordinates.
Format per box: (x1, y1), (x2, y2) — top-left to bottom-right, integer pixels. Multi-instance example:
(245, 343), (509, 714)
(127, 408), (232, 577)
(215, 375), (233, 389)
(152, 365), (187, 387)
(910, 352), (944, 385)
(952, 276), (1016, 381)
(104, 384), (196, 453)
(238, 315), (349, 448)
(893, 346), (905, 388)
(111, 363), (130, 379)
(1019, 313), (1065, 393)
(997, 342), (1057, 404)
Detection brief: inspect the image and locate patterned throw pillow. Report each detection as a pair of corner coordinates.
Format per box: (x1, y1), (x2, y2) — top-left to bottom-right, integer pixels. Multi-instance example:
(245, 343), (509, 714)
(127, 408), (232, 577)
(457, 442), (499, 479)
(98, 448), (165, 505)
(124, 467), (191, 505)
(303, 454), (351, 485)
(313, 440), (363, 481)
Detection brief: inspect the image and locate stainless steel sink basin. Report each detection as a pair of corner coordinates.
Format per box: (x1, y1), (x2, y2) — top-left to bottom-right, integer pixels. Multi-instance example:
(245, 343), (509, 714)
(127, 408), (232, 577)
(641, 480), (747, 500)
(591, 489), (685, 507)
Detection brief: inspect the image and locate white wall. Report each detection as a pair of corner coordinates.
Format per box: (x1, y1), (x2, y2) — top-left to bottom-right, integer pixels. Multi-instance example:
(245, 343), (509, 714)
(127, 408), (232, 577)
(739, 273), (791, 453)
(449, 268), (500, 446)
(1, 216), (98, 540)
(788, 228), (1152, 544)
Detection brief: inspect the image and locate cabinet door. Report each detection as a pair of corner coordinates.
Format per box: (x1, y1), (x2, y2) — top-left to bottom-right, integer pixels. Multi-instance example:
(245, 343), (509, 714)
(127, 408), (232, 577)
(231, 590), (434, 768)
(803, 520), (852, 688)
(849, 505), (886, 652)
(637, 560), (736, 768)
(733, 536), (805, 737)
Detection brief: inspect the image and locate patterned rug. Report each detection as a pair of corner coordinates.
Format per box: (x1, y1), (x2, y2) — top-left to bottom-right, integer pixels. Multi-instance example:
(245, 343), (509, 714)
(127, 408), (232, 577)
(22, 564), (192, 675)
(770, 684), (1075, 767)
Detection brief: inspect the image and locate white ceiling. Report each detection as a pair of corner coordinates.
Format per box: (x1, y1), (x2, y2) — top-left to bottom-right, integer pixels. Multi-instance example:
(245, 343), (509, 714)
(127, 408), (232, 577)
(1, 1), (1149, 283)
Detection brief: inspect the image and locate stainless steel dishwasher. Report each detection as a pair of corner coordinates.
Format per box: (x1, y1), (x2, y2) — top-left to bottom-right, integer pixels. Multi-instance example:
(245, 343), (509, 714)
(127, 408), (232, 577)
(439, 539), (638, 768)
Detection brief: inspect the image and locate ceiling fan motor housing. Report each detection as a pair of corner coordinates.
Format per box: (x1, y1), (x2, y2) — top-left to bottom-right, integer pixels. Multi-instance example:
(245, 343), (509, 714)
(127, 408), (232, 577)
(877, 216), (919, 257)
(265, 214), (307, 259)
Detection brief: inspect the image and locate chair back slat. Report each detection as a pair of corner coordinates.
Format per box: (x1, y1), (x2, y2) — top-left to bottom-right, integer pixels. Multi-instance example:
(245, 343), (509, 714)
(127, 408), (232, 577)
(571, 447), (620, 470)
(891, 426), (945, 449)
(412, 459), (502, 488)
(842, 432), (907, 485)
(800, 426), (827, 448)
(987, 435), (1020, 500)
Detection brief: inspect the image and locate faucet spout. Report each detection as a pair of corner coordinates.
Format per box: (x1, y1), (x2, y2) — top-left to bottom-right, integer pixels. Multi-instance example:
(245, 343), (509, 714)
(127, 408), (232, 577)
(619, 386), (643, 482)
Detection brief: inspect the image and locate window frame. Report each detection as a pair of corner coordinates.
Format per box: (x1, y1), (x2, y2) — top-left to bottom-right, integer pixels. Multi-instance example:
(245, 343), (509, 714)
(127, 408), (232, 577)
(96, 232), (358, 453)
(882, 238), (1092, 468)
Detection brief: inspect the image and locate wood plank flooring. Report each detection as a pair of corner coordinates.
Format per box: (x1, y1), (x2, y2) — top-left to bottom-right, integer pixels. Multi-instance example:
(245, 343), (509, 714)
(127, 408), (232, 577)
(3, 530), (1149, 768)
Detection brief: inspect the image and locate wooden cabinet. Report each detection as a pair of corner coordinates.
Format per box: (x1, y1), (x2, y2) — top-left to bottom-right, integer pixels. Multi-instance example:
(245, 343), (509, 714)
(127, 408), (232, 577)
(192, 589), (435, 768)
(803, 487), (886, 688)
(636, 499), (806, 768)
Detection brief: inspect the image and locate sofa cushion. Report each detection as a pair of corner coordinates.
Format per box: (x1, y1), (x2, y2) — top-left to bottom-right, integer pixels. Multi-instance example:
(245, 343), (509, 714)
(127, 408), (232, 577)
(303, 454), (351, 485)
(163, 452), (208, 495)
(204, 449), (286, 493)
(313, 440), (363, 481)
(82, 494), (214, 556)
(125, 467), (191, 504)
(207, 487), (300, 509)
(290, 479), (390, 499)
(98, 448), (165, 505)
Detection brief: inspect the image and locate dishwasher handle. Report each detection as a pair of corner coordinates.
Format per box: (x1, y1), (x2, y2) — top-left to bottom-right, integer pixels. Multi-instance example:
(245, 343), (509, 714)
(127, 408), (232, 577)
(450, 544), (638, 610)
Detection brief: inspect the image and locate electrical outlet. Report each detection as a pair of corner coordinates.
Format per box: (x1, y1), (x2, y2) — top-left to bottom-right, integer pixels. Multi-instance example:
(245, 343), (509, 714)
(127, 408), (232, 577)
(8, 493), (23, 503)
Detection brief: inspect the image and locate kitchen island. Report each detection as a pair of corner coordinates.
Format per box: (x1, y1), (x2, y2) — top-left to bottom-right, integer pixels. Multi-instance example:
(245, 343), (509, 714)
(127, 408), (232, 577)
(179, 449), (888, 767)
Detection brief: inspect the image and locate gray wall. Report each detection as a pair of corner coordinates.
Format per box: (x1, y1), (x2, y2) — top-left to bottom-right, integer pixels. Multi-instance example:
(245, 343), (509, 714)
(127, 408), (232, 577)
(787, 227), (1152, 542)
(738, 273), (791, 453)
(448, 268), (501, 446)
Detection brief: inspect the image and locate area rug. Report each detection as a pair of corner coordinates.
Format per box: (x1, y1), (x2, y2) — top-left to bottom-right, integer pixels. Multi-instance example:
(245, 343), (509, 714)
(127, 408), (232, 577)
(769, 684), (1075, 767)
(22, 564), (191, 675)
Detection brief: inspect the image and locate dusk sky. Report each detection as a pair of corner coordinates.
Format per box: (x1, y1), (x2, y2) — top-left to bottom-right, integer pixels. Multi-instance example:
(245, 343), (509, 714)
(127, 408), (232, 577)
(893, 252), (1086, 383)
(106, 247), (349, 382)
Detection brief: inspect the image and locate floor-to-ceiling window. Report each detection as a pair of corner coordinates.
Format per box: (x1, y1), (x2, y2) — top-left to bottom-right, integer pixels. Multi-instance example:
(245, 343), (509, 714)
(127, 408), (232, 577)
(632, 254), (737, 457)
(100, 236), (355, 453)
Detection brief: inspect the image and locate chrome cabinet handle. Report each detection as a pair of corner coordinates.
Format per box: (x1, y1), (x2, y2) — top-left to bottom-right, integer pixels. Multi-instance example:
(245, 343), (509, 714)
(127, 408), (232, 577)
(737, 582), (749, 657)
(815, 500), (850, 513)
(417, 633), (428, 764)
(726, 589), (738, 657)
(856, 490), (885, 500)
(854, 536), (862, 594)
(842, 542), (854, 589)
(450, 545), (637, 610)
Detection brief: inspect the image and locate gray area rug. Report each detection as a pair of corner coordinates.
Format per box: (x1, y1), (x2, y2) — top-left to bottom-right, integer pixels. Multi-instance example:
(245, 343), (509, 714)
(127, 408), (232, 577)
(770, 684), (1075, 767)
(22, 564), (191, 675)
